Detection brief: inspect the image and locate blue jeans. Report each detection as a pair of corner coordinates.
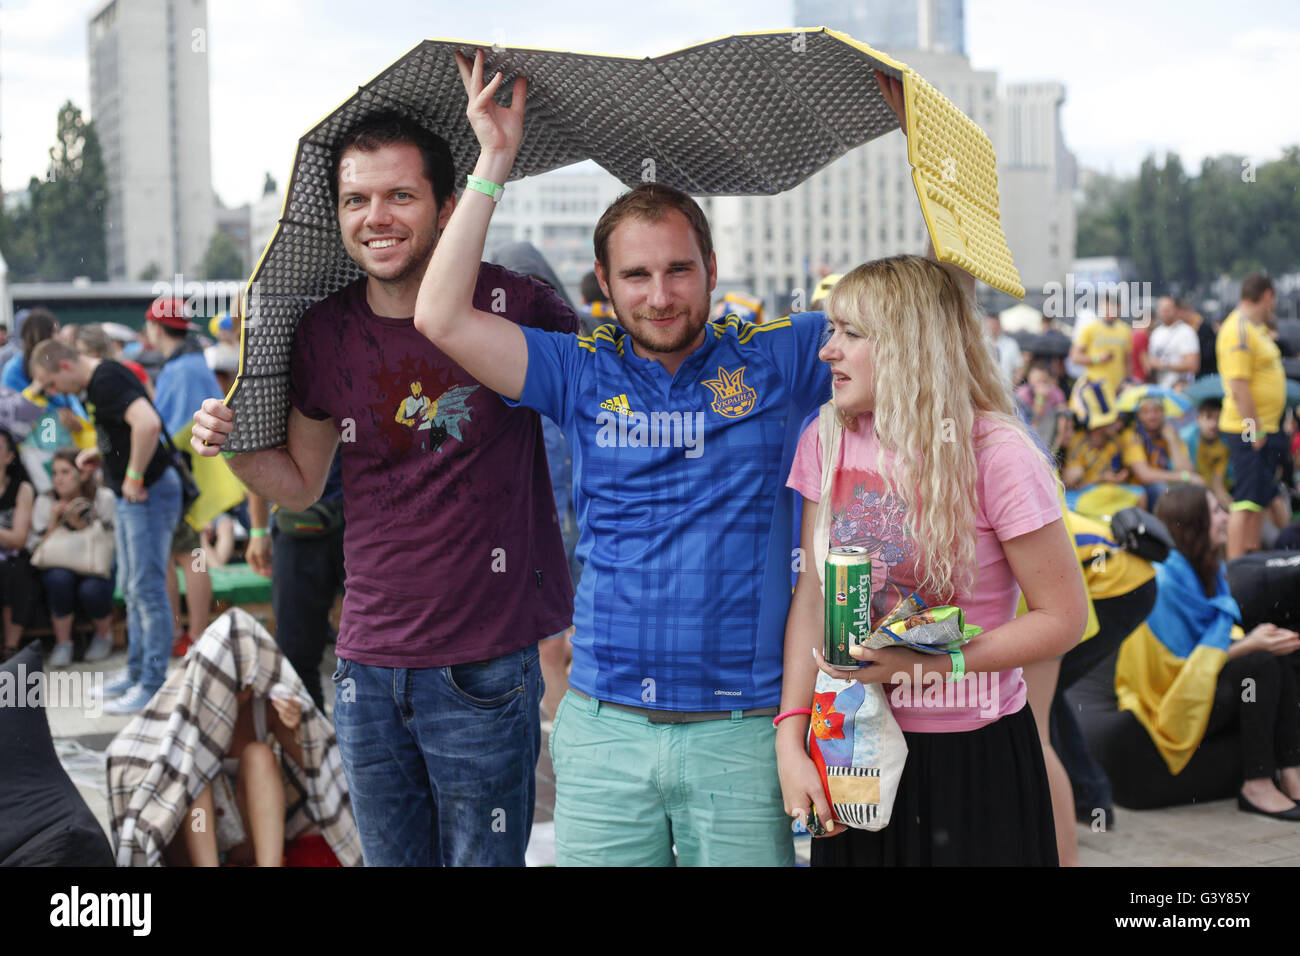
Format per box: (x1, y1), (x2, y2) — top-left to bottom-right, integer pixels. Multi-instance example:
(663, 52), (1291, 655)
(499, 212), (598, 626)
(115, 467), (181, 693)
(41, 567), (115, 619)
(331, 644), (543, 866)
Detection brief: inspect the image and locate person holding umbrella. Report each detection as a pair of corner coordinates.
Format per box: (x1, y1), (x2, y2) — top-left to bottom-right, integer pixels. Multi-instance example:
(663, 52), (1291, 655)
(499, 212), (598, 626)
(191, 109), (576, 868)
(413, 50), (881, 866)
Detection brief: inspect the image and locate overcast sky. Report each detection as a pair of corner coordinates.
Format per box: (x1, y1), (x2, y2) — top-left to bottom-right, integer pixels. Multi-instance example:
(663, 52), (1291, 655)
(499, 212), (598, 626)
(3, 0), (1298, 207)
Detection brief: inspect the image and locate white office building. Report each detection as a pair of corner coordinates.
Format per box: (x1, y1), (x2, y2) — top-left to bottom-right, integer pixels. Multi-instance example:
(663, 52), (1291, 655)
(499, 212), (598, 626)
(484, 167), (628, 301)
(707, 48), (998, 311)
(997, 82), (1077, 296)
(88, 0), (215, 280)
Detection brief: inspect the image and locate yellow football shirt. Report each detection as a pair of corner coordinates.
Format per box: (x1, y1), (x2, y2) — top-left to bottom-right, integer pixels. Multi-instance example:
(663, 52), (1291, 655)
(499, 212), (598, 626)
(1065, 431), (1123, 486)
(1077, 319), (1132, 396)
(1118, 424), (1183, 473)
(1217, 309), (1285, 435)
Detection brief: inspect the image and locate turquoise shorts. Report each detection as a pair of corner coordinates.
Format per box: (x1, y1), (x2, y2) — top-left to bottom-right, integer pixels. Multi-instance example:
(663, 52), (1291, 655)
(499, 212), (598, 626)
(549, 691), (794, 867)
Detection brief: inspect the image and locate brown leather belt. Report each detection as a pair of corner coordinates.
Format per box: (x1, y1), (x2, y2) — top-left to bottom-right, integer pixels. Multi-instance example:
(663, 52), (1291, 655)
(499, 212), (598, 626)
(569, 688), (779, 724)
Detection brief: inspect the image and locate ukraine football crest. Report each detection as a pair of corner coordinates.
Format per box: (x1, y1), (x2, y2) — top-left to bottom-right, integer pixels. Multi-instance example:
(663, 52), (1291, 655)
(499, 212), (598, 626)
(701, 365), (757, 419)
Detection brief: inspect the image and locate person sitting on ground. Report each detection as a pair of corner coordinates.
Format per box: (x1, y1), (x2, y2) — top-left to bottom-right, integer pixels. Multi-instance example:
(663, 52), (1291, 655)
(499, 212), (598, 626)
(200, 511), (240, 567)
(1117, 394), (1201, 510)
(167, 684), (305, 866)
(1114, 483), (1300, 819)
(26, 447), (117, 666)
(1180, 398), (1233, 511)
(0, 427), (38, 662)
(1061, 380), (1146, 516)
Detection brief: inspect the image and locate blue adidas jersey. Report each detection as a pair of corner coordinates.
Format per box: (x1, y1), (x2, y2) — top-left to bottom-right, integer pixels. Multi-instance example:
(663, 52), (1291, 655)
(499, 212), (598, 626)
(507, 313), (829, 710)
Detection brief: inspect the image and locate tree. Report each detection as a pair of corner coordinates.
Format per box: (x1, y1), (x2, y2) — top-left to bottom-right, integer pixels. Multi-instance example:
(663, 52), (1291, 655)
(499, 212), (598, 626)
(1075, 172), (1132, 258)
(1189, 155), (1247, 280)
(199, 231), (247, 279)
(1, 102), (109, 281)
(1154, 154), (1197, 292)
(1130, 157), (1164, 289)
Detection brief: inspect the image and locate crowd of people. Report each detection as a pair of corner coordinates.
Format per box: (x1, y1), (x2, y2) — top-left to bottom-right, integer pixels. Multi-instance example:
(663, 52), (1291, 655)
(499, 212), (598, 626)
(2, 53), (1298, 868)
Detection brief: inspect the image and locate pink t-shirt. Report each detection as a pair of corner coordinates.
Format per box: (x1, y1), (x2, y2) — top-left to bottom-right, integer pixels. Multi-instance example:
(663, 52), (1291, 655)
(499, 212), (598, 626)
(787, 412), (1062, 733)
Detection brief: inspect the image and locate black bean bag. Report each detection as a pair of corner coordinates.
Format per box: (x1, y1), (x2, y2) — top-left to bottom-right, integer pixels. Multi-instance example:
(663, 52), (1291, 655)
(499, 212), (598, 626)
(0, 643), (114, 866)
(1069, 647), (1241, 810)
(1228, 550), (1300, 634)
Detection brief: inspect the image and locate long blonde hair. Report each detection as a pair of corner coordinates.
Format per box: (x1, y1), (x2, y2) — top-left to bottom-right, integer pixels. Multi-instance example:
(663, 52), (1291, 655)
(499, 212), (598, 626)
(824, 255), (1036, 600)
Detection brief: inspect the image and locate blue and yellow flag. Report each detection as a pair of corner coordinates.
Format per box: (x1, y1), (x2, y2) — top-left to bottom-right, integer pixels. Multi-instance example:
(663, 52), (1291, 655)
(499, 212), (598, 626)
(173, 421), (246, 531)
(1115, 549), (1240, 774)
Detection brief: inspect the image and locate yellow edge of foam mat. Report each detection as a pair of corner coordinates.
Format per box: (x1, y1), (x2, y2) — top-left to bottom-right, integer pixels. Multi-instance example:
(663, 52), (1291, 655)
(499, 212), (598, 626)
(900, 67), (1025, 298)
(227, 28), (1023, 416)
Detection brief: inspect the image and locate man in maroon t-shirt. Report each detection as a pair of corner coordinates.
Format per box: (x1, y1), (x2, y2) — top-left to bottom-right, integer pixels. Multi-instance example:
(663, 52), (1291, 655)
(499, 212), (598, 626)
(192, 113), (575, 866)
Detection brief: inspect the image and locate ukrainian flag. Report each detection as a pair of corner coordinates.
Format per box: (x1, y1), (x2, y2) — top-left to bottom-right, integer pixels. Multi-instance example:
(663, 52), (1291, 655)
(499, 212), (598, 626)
(1115, 549), (1240, 774)
(173, 421), (246, 532)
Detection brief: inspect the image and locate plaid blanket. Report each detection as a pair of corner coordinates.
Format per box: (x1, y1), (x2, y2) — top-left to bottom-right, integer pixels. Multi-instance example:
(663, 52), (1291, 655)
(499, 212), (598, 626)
(106, 607), (360, 866)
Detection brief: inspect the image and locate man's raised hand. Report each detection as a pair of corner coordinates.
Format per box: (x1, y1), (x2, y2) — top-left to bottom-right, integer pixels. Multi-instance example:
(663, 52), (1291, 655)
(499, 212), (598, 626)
(454, 49), (528, 158)
(191, 398), (235, 457)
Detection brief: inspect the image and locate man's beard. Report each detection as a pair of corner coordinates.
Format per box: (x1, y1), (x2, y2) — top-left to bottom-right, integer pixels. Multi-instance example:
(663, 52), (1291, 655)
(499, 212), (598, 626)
(352, 228), (438, 287)
(613, 293), (712, 356)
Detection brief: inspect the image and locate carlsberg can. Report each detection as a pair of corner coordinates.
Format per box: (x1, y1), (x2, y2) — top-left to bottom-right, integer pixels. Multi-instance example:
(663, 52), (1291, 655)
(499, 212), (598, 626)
(825, 546), (872, 669)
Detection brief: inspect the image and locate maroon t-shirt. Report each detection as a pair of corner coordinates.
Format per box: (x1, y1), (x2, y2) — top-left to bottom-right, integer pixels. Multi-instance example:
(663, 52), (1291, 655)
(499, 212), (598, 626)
(290, 263), (577, 667)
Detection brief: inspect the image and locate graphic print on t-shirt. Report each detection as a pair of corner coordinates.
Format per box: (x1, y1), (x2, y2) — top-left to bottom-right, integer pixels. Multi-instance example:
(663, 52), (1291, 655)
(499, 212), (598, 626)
(363, 353), (480, 456)
(829, 469), (919, 619)
(391, 379), (478, 454)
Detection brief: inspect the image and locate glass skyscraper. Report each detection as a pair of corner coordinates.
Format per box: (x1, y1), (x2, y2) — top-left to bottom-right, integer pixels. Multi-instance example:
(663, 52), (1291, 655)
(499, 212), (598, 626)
(794, 0), (967, 55)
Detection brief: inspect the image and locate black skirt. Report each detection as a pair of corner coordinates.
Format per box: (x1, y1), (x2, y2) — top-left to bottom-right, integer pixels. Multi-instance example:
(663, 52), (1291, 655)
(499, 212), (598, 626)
(811, 704), (1058, 866)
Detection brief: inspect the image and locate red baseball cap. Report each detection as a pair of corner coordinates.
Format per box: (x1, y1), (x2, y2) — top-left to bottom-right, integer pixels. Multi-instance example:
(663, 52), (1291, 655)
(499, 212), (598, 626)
(146, 298), (194, 330)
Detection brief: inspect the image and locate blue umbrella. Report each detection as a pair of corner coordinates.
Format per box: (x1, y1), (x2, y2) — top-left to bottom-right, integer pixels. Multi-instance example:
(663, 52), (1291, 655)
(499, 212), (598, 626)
(1116, 383), (1193, 417)
(1184, 374), (1300, 410)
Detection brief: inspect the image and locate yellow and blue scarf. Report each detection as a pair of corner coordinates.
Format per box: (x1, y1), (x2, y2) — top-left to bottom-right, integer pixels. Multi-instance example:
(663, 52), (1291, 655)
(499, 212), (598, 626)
(1115, 549), (1240, 774)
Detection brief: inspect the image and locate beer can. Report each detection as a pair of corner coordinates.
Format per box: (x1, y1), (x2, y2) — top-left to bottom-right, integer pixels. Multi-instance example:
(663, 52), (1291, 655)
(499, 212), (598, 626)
(824, 546), (872, 669)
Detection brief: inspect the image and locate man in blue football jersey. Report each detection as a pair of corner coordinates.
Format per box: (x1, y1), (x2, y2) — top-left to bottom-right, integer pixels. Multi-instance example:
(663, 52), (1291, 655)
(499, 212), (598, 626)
(415, 51), (904, 865)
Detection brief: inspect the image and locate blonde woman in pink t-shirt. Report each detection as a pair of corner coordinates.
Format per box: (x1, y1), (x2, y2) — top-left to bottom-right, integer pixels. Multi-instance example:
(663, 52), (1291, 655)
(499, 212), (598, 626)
(777, 255), (1088, 865)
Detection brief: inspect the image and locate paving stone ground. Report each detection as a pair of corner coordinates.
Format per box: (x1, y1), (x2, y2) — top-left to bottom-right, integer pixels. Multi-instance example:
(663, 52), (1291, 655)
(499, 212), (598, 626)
(46, 645), (1300, 867)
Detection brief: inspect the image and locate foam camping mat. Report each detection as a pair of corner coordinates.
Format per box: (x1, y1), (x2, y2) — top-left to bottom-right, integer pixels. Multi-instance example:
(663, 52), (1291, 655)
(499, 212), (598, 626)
(225, 26), (1023, 452)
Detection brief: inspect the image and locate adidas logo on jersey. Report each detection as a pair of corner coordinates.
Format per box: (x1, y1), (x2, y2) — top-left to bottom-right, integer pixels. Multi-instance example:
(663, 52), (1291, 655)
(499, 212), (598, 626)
(600, 393), (632, 415)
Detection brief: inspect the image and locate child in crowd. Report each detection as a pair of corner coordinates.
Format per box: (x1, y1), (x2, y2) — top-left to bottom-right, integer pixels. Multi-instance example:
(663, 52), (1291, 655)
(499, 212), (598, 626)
(1061, 380), (1146, 516)
(1117, 395), (1199, 510)
(1016, 359), (1067, 450)
(1180, 398), (1233, 510)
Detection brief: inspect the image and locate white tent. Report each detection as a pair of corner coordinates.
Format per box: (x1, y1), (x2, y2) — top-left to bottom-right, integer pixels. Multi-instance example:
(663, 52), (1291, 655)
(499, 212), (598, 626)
(998, 302), (1042, 334)
(0, 248), (11, 332)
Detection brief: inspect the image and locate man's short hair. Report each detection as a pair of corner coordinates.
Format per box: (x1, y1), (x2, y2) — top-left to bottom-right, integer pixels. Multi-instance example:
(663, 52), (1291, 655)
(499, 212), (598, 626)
(1197, 397), (1222, 416)
(30, 338), (80, 370)
(593, 184), (713, 273)
(580, 271), (607, 304)
(329, 110), (456, 209)
(1241, 273), (1274, 303)
(76, 324), (113, 358)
